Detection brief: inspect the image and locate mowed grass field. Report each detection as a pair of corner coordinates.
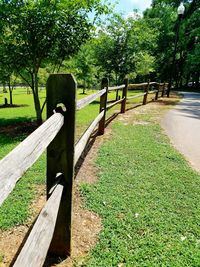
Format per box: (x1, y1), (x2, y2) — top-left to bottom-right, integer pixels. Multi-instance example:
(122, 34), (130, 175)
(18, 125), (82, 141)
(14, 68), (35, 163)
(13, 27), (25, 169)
(0, 86), (143, 229)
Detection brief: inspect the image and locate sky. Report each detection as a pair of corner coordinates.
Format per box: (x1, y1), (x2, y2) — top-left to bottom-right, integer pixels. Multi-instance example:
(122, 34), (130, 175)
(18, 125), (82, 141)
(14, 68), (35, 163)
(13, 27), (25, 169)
(111, 0), (152, 15)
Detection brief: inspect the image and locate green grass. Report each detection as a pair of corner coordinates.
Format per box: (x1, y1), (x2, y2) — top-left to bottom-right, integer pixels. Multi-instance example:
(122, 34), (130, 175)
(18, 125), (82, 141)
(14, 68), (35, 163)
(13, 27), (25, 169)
(2, 87), (197, 265)
(0, 88), (43, 125)
(80, 112), (200, 266)
(0, 87), (143, 230)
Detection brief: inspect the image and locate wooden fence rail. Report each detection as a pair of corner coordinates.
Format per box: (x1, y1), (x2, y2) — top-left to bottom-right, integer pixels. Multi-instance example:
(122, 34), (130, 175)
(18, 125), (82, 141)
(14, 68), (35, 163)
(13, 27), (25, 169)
(0, 112), (64, 206)
(13, 178), (64, 267)
(0, 74), (168, 266)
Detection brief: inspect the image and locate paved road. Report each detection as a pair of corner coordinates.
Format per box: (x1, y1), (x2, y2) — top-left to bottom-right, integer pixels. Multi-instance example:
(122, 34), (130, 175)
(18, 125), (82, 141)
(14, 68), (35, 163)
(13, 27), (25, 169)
(162, 92), (200, 173)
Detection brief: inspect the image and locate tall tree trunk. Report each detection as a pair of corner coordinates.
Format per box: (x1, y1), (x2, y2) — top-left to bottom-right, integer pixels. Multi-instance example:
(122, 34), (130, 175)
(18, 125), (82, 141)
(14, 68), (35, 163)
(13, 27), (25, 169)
(8, 77), (13, 105)
(83, 79), (86, 94)
(31, 72), (42, 125)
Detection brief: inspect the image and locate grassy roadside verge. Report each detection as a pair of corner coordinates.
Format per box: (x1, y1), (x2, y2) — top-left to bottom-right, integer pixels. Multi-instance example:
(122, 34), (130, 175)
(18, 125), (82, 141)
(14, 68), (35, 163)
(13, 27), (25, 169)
(80, 100), (200, 266)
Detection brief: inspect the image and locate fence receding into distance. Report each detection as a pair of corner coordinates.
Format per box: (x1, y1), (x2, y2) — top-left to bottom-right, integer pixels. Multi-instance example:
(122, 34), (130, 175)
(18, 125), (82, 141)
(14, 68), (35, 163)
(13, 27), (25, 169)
(0, 74), (168, 267)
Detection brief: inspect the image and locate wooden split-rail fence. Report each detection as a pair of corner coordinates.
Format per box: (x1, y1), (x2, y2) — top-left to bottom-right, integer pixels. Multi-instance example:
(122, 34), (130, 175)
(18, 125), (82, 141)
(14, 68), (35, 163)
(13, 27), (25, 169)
(0, 74), (168, 267)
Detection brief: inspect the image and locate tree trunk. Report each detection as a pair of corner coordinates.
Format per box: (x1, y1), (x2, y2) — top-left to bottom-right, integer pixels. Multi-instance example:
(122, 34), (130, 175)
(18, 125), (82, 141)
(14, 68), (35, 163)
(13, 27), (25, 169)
(32, 72), (42, 125)
(8, 78), (13, 105)
(83, 79), (86, 94)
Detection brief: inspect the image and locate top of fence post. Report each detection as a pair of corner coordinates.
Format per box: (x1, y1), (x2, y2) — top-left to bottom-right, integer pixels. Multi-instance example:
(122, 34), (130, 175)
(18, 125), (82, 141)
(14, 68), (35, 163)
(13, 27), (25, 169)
(46, 73), (76, 257)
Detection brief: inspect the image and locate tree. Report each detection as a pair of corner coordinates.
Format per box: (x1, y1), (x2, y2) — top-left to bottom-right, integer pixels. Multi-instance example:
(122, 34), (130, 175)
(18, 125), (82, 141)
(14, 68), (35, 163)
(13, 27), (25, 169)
(69, 43), (98, 94)
(0, 0), (108, 123)
(93, 13), (158, 84)
(0, 60), (17, 105)
(143, 0), (200, 88)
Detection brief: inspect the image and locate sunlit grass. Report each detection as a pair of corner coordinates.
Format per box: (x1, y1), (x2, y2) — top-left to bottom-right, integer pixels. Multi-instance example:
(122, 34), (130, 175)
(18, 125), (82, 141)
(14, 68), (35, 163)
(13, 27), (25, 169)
(80, 104), (200, 266)
(0, 87), (144, 229)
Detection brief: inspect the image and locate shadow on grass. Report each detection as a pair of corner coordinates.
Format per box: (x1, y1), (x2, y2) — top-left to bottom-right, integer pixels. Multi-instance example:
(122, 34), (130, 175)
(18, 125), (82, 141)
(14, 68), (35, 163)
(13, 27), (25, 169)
(0, 116), (34, 127)
(0, 104), (29, 109)
(0, 117), (37, 140)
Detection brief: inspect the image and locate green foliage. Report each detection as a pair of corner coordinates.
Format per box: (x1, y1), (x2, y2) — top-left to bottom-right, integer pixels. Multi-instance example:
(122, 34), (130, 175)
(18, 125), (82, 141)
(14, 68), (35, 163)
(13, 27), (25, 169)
(92, 14), (158, 84)
(0, 0), (108, 122)
(81, 114), (200, 266)
(183, 7), (200, 74)
(65, 43), (99, 93)
(135, 52), (155, 76)
(144, 0), (200, 87)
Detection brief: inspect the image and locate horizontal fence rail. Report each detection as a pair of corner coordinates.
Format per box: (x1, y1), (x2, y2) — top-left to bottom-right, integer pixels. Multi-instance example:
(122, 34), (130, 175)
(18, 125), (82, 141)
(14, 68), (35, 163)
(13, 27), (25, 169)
(77, 88), (106, 110)
(74, 110), (104, 165)
(127, 92), (146, 100)
(106, 98), (124, 110)
(128, 82), (148, 89)
(108, 84), (125, 91)
(0, 112), (64, 206)
(13, 179), (64, 267)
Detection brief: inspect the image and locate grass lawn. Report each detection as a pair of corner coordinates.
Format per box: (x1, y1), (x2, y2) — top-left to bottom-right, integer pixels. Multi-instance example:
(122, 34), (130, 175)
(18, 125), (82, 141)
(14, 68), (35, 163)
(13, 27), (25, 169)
(80, 102), (200, 266)
(0, 86), (143, 229)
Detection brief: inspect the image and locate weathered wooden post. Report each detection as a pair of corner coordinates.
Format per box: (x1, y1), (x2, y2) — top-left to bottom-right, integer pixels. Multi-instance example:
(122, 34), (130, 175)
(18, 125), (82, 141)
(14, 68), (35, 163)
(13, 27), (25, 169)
(98, 78), (109, 135)
(121, 78), (129, 113)
(143, 80), (150, 105)
(155, 83), (160, 100)
(161, 82), (166, 97)
(116, 89), (119, 101)
(46, 74), (76, 257)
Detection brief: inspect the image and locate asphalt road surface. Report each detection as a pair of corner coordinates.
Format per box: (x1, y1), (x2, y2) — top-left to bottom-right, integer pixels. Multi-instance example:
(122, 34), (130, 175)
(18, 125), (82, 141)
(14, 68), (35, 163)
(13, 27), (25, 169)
(162, 92), (200, 173)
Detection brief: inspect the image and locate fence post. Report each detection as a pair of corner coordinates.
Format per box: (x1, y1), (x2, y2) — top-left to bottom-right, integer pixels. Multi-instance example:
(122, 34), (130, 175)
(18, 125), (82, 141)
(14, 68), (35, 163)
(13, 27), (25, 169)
(143, 80), (150, 105)
(155, 83), (160, 100)
(121, 78), (129, 113)
(116, 89), (119, 101)
(46, 74), (76, 257)
(98, 78), (108, 135)
(161, 82), (166, 97)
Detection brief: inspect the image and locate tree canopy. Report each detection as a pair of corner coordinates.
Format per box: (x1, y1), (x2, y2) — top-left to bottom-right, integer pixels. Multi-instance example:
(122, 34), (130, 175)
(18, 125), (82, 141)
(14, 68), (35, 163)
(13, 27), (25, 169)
(0, 0), (108, 122)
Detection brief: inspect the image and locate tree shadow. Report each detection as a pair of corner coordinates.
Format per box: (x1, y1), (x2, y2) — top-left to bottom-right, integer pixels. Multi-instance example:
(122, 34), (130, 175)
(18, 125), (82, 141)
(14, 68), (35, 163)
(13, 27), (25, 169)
(175, 93), (200, 120)
(0, 117), (37, 139)
(156, 99), (180, 106)
(0, 116), (34, 126)
(0, 104), (29, 109)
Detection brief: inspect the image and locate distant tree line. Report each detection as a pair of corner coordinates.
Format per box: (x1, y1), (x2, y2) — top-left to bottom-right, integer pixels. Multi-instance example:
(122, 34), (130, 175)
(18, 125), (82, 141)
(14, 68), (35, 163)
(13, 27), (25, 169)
(0, 0), (199, 123)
